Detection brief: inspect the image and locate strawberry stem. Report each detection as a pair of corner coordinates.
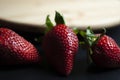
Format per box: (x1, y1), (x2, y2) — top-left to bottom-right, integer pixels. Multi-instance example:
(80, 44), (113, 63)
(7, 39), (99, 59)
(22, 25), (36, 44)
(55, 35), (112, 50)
(87, 48), (93, 64)
(45, 11), (65, 33)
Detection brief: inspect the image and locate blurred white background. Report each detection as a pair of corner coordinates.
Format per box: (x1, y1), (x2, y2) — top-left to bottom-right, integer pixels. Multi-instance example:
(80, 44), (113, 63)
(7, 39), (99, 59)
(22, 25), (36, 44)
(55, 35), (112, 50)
(0, 0), (120, 30)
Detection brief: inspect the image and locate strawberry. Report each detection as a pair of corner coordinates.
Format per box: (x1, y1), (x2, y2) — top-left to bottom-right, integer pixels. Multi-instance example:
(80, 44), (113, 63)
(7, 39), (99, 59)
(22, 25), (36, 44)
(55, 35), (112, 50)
(91, 35), (120, 68)
(42, 12), (79, 76)
(80, 27), (120, 68)
(0, 27), (41, 65)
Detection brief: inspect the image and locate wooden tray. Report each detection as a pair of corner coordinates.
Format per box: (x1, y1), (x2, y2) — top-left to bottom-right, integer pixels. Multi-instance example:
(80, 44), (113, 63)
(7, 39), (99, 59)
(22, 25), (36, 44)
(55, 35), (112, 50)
(0, 0), (120, 32)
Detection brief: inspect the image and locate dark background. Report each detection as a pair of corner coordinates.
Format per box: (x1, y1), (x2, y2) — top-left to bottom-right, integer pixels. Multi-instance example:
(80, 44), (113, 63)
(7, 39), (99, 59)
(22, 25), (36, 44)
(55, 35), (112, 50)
(0, 20), (120, 80)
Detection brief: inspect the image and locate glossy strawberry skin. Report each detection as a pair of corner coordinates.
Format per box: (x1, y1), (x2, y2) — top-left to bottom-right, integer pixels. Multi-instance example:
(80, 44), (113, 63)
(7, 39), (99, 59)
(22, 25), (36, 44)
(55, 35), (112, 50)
(0, 28), (41, 65)
(91, 35), (120, 68)
(42, 24), (79, 76)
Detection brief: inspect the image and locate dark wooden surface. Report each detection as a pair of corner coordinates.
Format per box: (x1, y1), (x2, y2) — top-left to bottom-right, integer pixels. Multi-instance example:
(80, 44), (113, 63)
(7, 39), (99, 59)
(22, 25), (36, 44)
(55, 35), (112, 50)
(0, 20), (120, 80)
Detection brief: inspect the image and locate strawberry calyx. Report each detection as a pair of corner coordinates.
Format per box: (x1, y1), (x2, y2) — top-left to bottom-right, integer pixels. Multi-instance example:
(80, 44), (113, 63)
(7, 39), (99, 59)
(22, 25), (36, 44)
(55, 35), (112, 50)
(55, 11), (65, 25)
(45, 15), (54, 33)
(79, 27), (106, 63)
(45, 11), (65, 33)
(79, 27), (106, 54)
(80, 27), (96, 47)
(35, 11), (79, 43)
(35, 11), (66, 43)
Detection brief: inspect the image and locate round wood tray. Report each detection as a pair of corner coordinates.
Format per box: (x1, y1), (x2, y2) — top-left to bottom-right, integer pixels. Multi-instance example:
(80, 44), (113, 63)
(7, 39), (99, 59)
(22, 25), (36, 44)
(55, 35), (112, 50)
(0, 0), (120, 32)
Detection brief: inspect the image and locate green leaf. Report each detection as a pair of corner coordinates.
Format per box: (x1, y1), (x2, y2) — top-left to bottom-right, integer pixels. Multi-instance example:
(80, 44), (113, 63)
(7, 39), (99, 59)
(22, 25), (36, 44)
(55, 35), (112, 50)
(86, 26), (94, 34)
(73, 28), (79, 34)
(55, 11), (65, 25)
(79, 30), (86, 38)
(45, 15), (54, 33)
(79, 30), (90, 45)
(85, 27), (97, 47)
(46, 15), (54, 28)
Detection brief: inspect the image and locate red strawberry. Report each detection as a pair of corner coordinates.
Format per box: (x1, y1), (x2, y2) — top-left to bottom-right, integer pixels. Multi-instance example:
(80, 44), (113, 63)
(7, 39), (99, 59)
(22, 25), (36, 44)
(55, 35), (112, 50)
(91, 35), (120, 68)
(0, 27), (41, 65)
(42, 12), (79, 76)
(80, 27), (120, 68)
